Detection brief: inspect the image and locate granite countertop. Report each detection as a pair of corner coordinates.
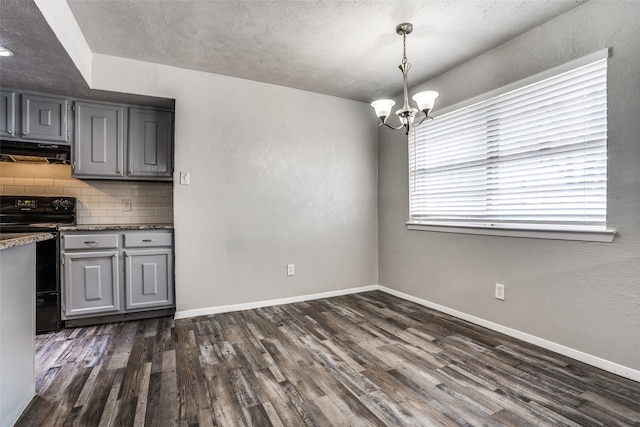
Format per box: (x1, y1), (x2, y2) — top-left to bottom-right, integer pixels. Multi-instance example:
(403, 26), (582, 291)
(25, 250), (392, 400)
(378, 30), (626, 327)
(0, 232), (55, 250)
(58, 224), (174, 231)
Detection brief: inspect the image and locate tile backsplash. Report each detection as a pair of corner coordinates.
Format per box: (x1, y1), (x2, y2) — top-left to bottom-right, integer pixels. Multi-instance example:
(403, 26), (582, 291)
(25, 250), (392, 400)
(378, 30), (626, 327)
(0, 163), (173, 225)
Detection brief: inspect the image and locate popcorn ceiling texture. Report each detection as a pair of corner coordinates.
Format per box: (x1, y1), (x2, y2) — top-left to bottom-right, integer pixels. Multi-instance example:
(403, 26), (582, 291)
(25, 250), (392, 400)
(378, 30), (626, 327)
(0, 164), (173, 225)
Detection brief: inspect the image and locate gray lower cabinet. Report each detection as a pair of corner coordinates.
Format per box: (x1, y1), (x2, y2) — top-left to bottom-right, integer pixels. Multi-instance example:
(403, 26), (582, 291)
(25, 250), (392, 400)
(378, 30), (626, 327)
(73, 102), (125, 177)
(21, 93), (68, 142)
(61, 230), (174, 321)
(63, 251), (120, 317)
(0, 90), (16, 138)
(128, 107), (173, 179)
(125, 249), (173, 310)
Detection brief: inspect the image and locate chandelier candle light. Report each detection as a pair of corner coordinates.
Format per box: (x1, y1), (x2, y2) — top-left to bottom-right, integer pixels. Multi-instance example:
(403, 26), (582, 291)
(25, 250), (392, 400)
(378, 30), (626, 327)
(371, 23), (439, 135)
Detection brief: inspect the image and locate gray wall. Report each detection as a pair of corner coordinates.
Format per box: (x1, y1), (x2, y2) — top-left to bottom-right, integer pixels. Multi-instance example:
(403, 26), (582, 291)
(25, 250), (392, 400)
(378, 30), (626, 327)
(172, 77), (379, 311)
(379, 0), (640, 370)
(87, 57), (380, 312)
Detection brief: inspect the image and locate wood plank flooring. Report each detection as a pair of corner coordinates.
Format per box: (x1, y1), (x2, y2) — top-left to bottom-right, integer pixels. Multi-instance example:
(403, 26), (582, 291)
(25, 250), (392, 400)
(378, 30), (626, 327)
(15, 291), (640, 426)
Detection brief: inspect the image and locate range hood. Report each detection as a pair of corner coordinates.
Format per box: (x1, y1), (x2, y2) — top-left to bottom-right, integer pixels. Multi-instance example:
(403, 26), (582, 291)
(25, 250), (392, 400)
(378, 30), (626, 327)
(0, 140), (71, 164)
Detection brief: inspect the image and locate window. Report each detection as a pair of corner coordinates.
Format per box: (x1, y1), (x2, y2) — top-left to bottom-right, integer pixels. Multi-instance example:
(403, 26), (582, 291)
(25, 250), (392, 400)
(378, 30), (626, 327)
(408, 50), (613, 241)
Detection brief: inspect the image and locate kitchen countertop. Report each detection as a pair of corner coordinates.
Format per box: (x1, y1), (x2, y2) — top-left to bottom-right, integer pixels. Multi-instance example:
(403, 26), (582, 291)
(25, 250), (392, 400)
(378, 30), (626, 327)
(58, 224), (174, 231)
(0, 233), (55, 250)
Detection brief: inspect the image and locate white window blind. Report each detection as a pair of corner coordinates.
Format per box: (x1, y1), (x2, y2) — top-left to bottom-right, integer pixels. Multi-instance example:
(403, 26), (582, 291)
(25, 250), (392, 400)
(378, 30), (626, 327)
(409, 54), (608, 231)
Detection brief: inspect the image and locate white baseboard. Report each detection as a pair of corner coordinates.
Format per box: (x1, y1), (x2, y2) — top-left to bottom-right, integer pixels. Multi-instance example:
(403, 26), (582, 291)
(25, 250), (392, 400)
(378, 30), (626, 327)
(173, 285), (380, 320)
(173, 284), (639, 383)
(379, 286), (640, 383)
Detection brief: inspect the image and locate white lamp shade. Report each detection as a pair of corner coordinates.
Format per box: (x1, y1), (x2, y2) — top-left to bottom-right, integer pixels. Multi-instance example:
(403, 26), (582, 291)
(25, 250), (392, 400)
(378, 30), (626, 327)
(412, 90), (439, 112)
(0, 46), (13, 57)
(371, 99), (395, 118)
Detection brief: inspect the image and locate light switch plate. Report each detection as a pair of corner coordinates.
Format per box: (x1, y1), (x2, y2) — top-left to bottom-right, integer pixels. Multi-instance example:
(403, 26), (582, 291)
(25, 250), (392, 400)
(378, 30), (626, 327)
(179, 171), (190, 185)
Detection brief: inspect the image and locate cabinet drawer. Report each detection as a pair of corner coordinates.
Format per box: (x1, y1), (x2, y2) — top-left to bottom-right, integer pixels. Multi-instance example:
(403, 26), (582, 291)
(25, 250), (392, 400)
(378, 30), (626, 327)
(63, 234), (119, 250)
(124, 232), (172, 248)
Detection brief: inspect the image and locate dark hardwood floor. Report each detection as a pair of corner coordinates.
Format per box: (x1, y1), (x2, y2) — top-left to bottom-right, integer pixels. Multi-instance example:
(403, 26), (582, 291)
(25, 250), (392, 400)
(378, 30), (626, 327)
(16, 291), (640, 426)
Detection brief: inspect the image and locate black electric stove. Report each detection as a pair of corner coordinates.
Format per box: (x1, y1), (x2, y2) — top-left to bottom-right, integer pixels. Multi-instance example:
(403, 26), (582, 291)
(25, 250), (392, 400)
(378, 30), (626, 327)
(0, 195), (76, 333)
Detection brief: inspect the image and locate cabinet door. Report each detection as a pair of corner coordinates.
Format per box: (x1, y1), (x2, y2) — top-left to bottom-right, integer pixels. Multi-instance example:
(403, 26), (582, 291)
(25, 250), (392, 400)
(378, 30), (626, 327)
(63, 251), (120, 318)
(124, 249), (173, 310)
(0, 90), (16, 138)
(21, 94), (68, 142)
(73, 102), (125, 177)
(128, 108), (173, 178)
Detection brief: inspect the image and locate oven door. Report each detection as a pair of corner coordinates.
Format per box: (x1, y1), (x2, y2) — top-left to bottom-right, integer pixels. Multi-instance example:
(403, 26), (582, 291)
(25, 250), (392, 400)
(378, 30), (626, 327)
(36, 237), (58, 293)
(36, 293), (60, 332)
(36, 232), (61, 332)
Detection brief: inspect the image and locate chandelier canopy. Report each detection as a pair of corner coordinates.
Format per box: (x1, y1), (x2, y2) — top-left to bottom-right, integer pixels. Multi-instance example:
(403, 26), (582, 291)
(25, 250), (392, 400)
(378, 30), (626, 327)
(371, 23), (439, 135)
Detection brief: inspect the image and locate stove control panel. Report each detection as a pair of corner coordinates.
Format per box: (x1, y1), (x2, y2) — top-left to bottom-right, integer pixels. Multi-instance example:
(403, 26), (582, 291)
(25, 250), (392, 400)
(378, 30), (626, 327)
(15, 199), (38, 209)
(1, 196), (76, 227)
(52, 198), (74, 210)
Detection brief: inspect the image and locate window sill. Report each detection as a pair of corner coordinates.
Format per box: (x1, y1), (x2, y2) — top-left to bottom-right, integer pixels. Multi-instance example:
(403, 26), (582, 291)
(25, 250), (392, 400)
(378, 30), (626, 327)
(406, 222), (616, 242)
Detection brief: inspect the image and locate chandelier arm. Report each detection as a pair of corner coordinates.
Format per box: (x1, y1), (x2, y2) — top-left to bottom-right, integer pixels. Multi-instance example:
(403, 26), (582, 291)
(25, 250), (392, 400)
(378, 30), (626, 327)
(377, 114), (434, 135)
(413, 114), (435, 128)
(378, 122), (405, 131)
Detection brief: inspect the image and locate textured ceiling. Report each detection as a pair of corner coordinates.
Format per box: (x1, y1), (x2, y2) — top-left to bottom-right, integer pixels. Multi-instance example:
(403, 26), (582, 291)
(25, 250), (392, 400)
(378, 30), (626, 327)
(0, 0), (588, 104)
(0, 0), (173, 108)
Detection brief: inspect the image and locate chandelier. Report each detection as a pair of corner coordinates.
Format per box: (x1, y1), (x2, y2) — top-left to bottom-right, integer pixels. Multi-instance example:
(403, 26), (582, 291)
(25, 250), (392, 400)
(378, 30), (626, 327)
(371, 23), (439, 135)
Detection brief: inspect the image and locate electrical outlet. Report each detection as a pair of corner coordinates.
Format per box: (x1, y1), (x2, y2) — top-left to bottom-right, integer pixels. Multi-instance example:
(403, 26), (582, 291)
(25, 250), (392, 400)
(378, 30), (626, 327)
(122, 199), (132, 211)
(495, 283), (505, 300)
(287, 264), (295, 276)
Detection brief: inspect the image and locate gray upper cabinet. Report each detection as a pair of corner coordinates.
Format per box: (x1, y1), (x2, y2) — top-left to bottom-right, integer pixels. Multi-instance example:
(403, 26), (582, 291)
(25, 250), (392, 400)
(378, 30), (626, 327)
(0, 90), (16, 138)
(73, 102), (125, 178)
(128, 107), (173, 179)
(21, 93), (69, 143)
(4, 88), (174, 181)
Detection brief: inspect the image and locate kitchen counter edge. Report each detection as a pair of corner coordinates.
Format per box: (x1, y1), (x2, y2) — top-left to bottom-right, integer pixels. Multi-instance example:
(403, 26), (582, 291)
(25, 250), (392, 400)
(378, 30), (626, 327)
(58, 224), (174, 231)
(0, 232), (55, 250)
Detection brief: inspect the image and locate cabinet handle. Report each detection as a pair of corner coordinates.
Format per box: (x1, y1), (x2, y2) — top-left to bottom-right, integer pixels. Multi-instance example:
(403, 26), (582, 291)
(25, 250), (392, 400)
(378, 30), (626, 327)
(142, 239), (154, 242)
(7, 130), (12, 134)
(84, 240), (98, 245)
(22, 132), (27, 136)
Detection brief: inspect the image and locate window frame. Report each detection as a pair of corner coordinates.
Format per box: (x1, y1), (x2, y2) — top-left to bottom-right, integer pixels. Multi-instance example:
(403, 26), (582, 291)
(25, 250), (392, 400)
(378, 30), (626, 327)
(406, 49), (616, 242)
